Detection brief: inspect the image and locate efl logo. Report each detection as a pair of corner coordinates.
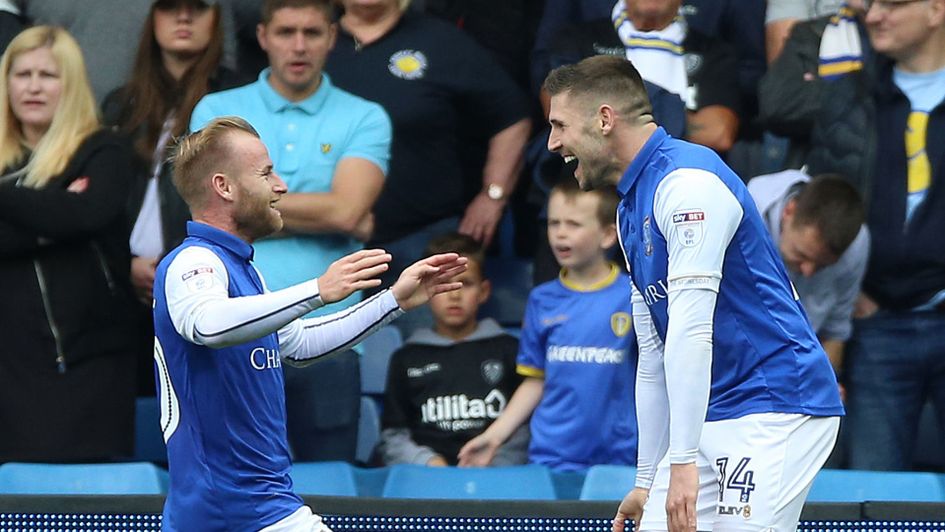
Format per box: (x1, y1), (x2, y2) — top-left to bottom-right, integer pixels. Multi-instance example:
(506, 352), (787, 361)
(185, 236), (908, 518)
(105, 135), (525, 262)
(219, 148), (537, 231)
(672, 211), (705, 224)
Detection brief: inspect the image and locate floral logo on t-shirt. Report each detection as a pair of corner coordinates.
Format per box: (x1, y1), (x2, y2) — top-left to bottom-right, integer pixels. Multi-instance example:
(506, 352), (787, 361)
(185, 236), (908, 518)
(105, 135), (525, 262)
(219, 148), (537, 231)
(388, 50), (428, 80)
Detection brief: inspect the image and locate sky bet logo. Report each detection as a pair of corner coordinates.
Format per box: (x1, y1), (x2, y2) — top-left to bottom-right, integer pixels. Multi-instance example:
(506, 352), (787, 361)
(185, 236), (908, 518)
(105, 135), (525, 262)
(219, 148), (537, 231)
(250, 347), (281, 371)
(673, 211), (705, 223)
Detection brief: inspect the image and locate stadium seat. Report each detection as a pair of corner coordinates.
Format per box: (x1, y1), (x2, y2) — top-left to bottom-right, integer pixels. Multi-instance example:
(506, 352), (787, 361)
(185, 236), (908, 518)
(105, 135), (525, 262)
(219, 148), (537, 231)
(579, 464), (637, 501)
(360, 325), (403, 396)
(480, 257), (533, 327)
(0, 462), (168, 494)
(134, 396), (168, 464)
(290, 461), (359, 497)
(381, 464), (556, 500)
(356, 396), (381, 465)
(807, 469), (945, 502)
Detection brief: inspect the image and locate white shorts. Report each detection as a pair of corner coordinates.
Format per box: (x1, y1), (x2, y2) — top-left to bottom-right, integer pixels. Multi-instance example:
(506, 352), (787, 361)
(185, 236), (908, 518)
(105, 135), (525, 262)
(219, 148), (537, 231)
(639, 413), (840, 532)
(259, 506), (333, 532)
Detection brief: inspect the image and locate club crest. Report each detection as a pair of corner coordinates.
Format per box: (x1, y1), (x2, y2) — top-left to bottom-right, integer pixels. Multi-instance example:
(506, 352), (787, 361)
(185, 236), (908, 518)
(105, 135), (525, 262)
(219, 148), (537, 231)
(481, 360), (503, 385)
(389, 50), (428, 80)
(642, 216), (653, 256)
(611, 312), (632, 337)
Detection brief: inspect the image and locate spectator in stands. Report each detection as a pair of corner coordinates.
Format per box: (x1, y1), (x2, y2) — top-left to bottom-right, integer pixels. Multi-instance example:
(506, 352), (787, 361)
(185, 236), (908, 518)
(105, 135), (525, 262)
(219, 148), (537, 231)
(326, 0), (531, 336)
(191, 0), (392, 462)
(530, 0), (613, 96)
(806, 0), (945, 471)
(16, 0), (237, 103)
(380, 232), (526, 466)
(765, 0), (843, 63)
(747, 171), (869, 390)
(102, 0), (246, 397)
(458, 179), (637, 472)
(758, 2), (868, 168)
(611, 0), (741, 154)
(0, 26), (137, 462)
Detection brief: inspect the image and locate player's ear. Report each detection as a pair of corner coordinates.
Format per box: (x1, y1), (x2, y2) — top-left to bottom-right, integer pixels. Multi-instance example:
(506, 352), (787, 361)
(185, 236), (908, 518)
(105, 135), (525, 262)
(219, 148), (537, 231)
(211, 172), (235, 202)
(598, 104), (617, 134)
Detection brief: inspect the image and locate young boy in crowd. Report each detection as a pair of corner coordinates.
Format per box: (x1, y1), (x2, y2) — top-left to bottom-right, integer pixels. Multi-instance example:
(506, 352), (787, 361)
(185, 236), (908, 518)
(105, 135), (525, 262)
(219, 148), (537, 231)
(458, 179), (638, 471)
(379, 233), (528, 466)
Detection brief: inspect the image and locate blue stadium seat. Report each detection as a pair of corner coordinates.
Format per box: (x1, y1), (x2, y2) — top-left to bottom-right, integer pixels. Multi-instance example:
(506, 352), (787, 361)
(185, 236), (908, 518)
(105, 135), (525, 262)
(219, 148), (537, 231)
(807, 469), (945, 502)
(357, 396), (381, 465)
(134, 396), (168, 464)
(381, 464), (556, 500)
(0, 462), (168, 494)
(579, 464), (637, 501)
(290, 461), (359, 496)
(360, 325), (403, 396)
(479, 257), (533, 327)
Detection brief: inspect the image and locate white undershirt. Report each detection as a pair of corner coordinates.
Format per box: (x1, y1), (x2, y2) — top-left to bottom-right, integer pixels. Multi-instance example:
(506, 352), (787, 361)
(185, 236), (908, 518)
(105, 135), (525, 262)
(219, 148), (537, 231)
(163, 246), (404, 364)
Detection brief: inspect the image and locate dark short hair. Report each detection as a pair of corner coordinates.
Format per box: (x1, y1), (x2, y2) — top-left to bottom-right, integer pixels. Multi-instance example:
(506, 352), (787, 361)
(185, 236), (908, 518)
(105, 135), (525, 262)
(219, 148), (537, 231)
(261, 0), (336, 24)
(792, 174), (864, 257)
(550, 176), (619, 227)
(543, 55), (653, 125)
(425, 232), (486, 273)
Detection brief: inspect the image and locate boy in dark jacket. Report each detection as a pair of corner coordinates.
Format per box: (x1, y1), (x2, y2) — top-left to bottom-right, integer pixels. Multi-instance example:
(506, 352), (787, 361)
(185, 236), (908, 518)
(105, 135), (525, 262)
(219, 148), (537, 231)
(379, 232), (527, 466)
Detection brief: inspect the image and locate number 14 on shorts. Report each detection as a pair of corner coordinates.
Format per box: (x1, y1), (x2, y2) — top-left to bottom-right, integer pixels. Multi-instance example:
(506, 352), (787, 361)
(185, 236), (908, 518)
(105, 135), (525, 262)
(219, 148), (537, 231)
(716, 457), (757, 503)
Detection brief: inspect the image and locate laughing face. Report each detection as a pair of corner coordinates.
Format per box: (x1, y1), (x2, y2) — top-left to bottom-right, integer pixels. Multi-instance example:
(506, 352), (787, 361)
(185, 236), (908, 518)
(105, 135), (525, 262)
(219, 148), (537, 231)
(547, 91), (614, 191)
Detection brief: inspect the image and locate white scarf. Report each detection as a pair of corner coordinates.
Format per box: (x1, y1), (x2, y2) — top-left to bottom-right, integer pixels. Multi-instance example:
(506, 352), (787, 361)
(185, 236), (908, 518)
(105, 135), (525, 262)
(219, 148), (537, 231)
(612, 0), (689, 102)
(818, 4), (864, 80)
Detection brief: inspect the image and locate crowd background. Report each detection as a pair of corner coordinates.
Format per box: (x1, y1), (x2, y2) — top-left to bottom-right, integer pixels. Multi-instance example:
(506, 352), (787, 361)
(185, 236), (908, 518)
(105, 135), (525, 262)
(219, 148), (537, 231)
(0, 0), (943, 477)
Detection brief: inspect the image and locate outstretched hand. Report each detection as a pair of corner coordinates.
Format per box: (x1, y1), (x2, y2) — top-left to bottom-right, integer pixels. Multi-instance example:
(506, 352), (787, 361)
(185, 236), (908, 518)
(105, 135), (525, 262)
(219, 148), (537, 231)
(391, 253), (467, 310)
(318, 249), (391, 304)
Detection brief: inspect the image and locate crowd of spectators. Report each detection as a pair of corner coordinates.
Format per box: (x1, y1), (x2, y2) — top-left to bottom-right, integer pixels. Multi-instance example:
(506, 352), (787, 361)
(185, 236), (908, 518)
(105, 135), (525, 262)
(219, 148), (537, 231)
(0, 0), (943, 475)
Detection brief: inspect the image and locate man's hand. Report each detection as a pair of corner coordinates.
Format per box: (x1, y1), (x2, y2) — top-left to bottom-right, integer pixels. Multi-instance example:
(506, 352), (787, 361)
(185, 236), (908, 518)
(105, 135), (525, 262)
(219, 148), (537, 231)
(667, 463), (699, 532)
(613, 487), (648, 532)
(318, 249), (391, 303)
(459, 191), (505, 247)
(391, 253), (467, 311)
(130, 256), (158, 305)
(457, 433), (500, 467)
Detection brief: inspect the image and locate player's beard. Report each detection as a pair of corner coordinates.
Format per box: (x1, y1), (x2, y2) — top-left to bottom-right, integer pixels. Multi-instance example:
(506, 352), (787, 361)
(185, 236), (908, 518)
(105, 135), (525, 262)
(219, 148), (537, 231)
(234, 190), (283, 242)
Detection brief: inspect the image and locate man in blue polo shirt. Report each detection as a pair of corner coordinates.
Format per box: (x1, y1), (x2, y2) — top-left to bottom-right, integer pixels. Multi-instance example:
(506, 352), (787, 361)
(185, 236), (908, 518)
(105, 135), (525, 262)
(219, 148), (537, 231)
(155, 116), (464, 531)
(190, 0), (392, 461)
(544, 55), (843, 532)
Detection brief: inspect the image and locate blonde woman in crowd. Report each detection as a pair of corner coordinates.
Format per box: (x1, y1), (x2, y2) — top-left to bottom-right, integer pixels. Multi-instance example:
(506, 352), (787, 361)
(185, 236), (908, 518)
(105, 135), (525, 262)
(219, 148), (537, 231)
(0, 26), (137, 462)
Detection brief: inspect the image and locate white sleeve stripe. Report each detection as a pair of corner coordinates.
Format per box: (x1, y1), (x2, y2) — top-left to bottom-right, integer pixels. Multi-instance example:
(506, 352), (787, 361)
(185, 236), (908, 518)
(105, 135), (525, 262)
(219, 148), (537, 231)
(194, 290), (320, 339)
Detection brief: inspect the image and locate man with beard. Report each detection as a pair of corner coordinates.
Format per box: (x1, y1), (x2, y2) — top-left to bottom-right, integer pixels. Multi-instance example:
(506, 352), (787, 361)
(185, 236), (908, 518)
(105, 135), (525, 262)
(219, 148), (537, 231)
(543, 56), (843, 532)
(152, 116), (464, 531)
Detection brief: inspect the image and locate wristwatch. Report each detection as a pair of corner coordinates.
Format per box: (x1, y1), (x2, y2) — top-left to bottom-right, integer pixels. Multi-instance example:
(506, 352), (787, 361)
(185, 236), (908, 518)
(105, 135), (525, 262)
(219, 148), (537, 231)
(486, 183), (505, 201)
